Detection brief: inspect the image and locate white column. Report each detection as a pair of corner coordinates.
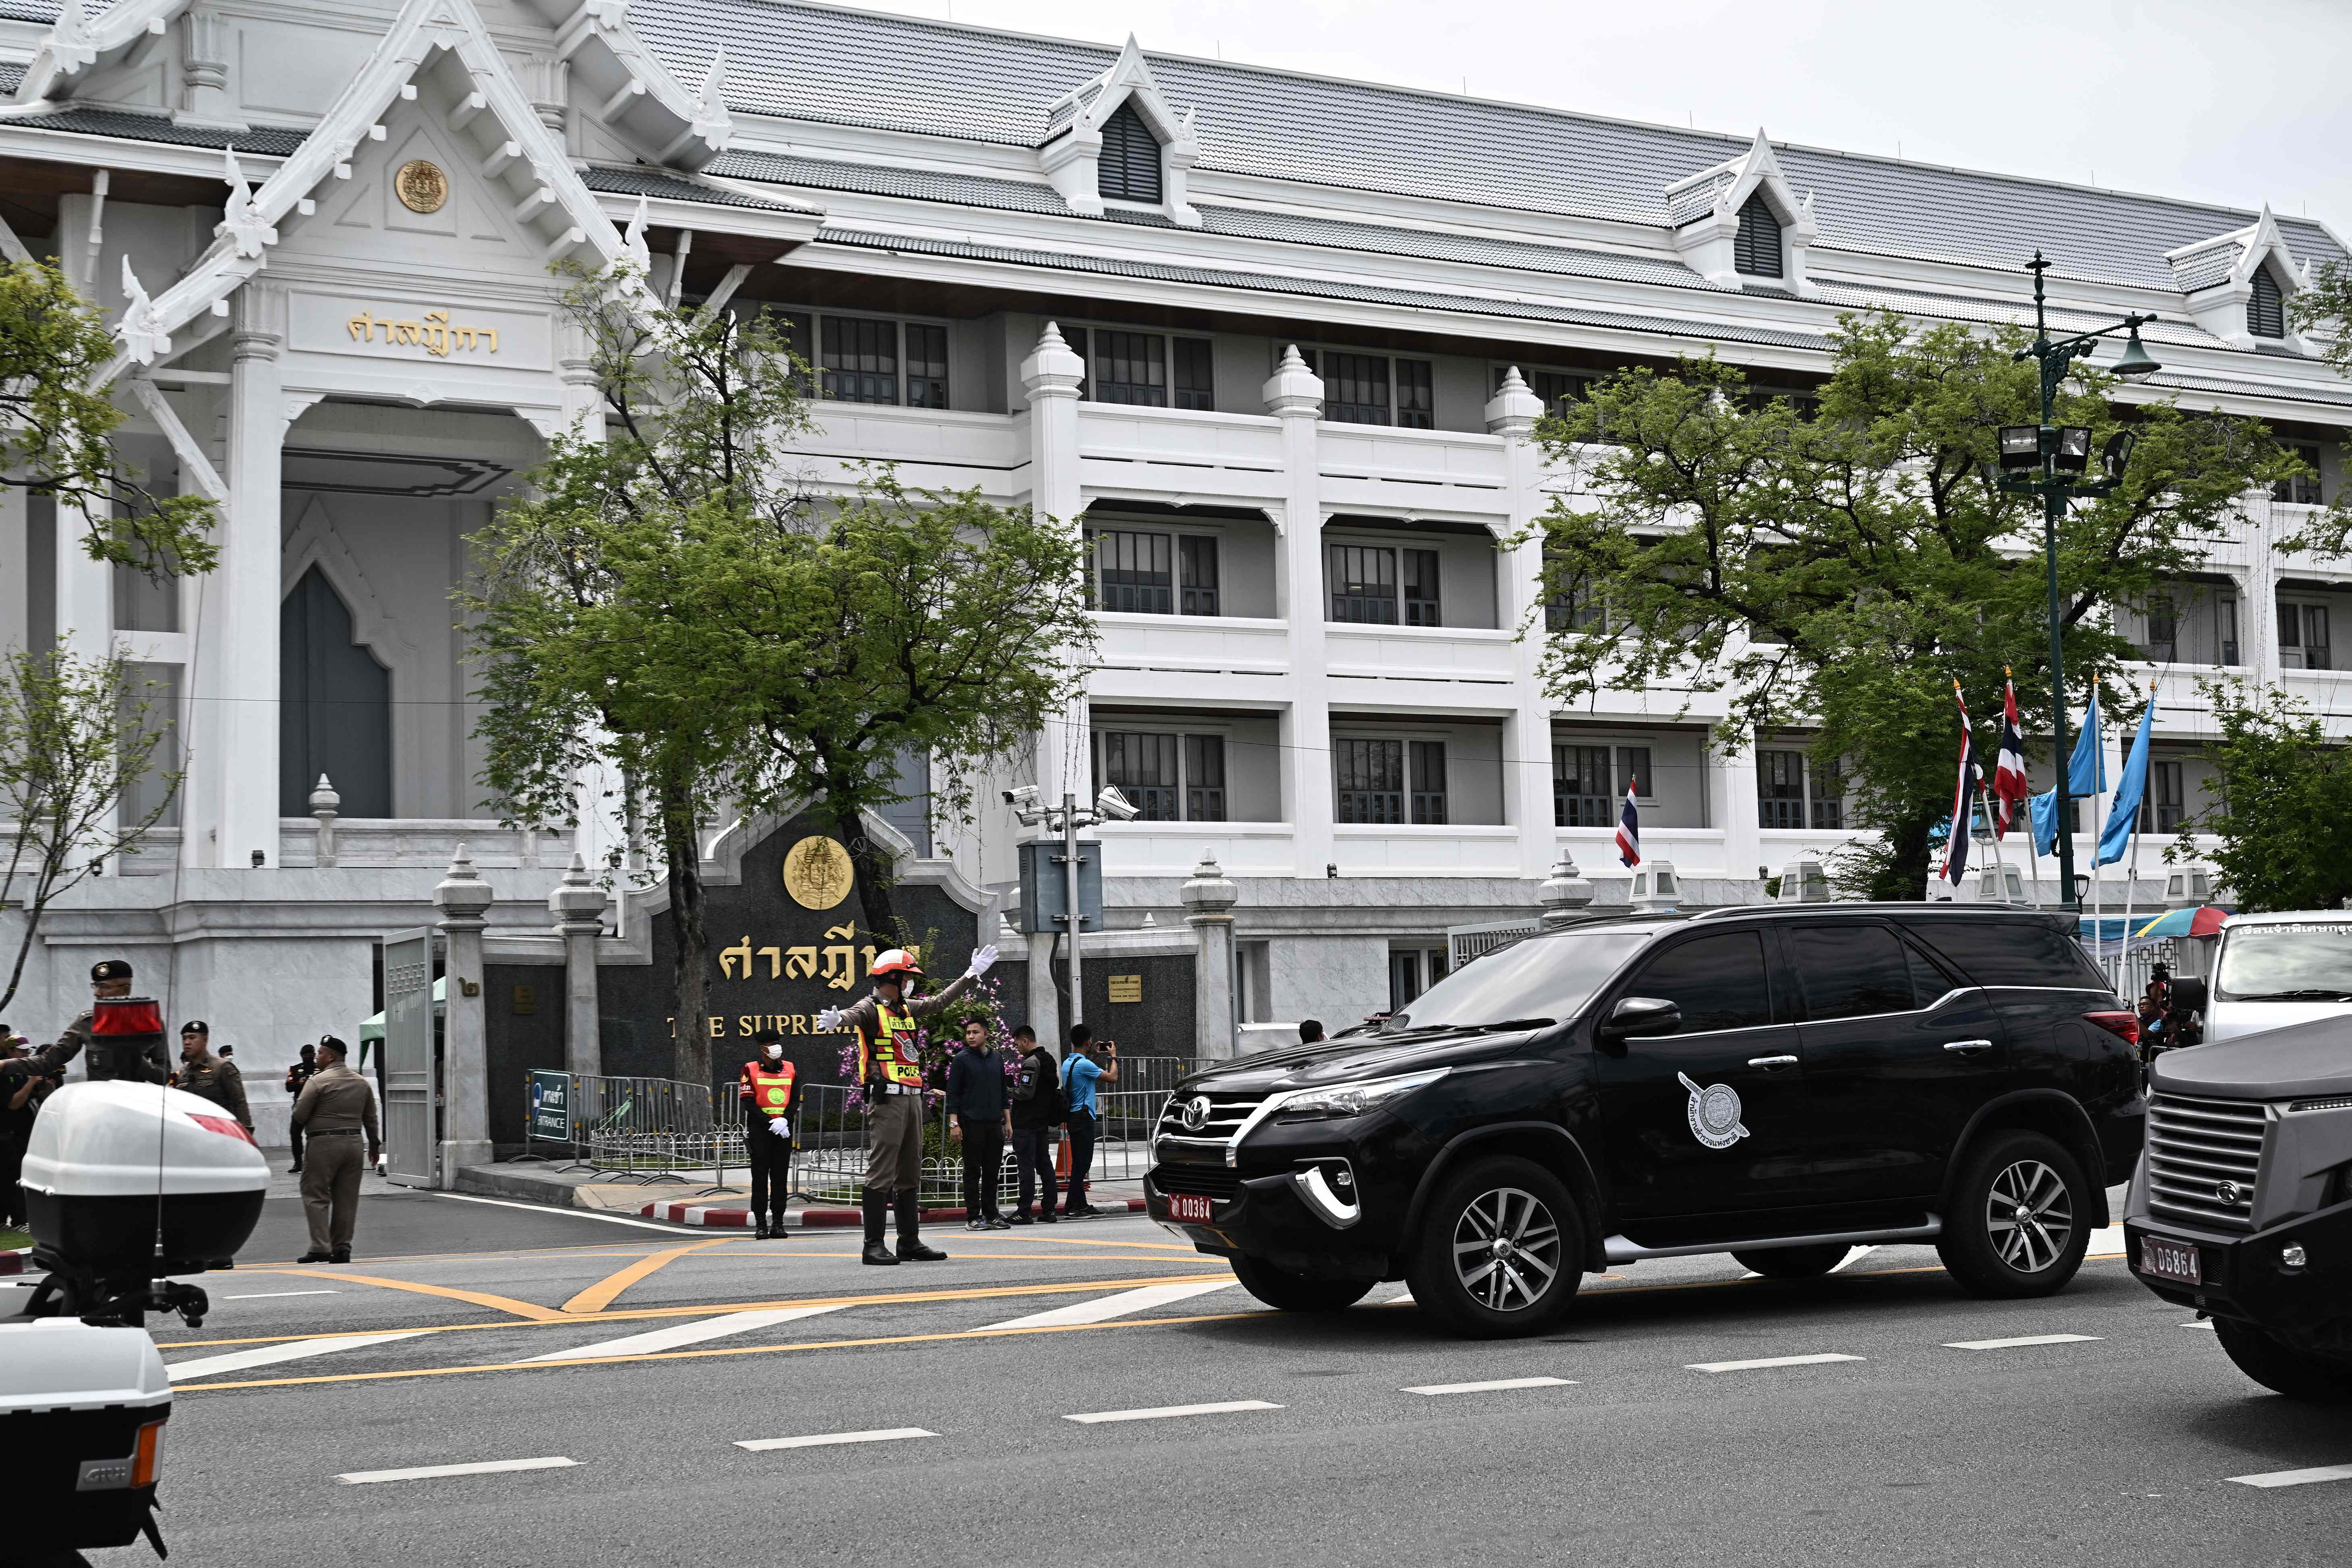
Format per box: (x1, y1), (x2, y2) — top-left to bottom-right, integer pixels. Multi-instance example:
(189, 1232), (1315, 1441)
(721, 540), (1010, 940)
(1266, 348), (1331, 877)
(551, 851), (608, 1079)
(1181, 854), (1238, 1060)
(436, 846), (495, 1180)
(51, 495), (110, 667)
(1488, 369), (1558, 881)
(1715, 745), (1763, 881)
(205, 298), (285, 869)
(1022, 324), (1091, 811)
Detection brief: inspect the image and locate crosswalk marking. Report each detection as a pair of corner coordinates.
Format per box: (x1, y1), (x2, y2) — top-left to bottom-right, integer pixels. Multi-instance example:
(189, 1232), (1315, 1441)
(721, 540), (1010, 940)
(2086, 1225), (2126, 1256)
(2226, 1462), (2352, 1489)
(527, 1305), (849, 1362)
(339, 1456), (576, 1485)
(1687, 1353), (1865, 1373)
(167, 1329), (432, 1382)
(1403, 1376), (1576, 1396)
(736, 1428), (936, 1452)
(1064, 1400), (1282, 1424)
(977, 1280), (1235, 1332)
(1943, 1334), (2102, 1350)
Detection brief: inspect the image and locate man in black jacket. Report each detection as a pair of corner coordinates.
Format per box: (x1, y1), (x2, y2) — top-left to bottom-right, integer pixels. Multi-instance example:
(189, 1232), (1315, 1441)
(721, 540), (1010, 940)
(1006, 1025), (1061, 1226)
(945, 1018), (1011, 1231)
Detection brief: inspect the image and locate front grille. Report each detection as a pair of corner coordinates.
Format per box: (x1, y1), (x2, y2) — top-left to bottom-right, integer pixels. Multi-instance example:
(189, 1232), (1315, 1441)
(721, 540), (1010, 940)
(2147, 1093), (2269, 1231)
(1151, 1165), (1242, 1201)
(1154, 1089), (1273, 1149)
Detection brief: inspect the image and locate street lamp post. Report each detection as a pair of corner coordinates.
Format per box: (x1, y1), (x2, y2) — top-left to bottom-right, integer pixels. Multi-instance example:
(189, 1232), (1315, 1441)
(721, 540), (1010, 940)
(1997, 251), (2163, 913)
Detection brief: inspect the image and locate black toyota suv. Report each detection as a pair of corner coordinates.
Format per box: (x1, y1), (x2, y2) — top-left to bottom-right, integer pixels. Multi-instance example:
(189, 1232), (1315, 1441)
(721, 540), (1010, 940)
(2124, 1008), (2352, 1401)
(1147, 905), (2144, 1338)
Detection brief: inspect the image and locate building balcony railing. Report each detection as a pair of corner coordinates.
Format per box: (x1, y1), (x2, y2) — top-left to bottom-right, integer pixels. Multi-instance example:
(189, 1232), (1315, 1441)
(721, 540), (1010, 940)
(1091, 612), (1290, 676)
(1097, 820), (1297, 877)
(1325, 622), (1518, 684)
(1334, 823), (1520, 876)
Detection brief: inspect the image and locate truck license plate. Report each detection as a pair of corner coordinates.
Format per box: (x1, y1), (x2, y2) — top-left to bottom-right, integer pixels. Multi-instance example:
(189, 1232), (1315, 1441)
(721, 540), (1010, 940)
(2139, 1235), (2201, 1286)
(1167, 1193), (1214, 1224)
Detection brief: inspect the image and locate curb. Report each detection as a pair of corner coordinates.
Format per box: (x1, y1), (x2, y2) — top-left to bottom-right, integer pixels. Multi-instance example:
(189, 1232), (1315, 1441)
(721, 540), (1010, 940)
(640, 1198), (1151, 1229)
(0, 1249), (25, 1276)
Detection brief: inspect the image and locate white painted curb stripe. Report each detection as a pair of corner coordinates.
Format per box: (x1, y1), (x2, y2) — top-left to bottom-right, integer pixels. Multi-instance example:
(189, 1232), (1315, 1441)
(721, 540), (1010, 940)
(2226, 1463), (2352, 1489)
(1687, 1353), (1865, 1373)
(978, 1280), (1235, 1332)
(167, 1329), (432, 1382)
(1404, 1377), (1577, 1395)
(529, 1305), (848, 1362)
(736, 1428), (937, 1452)
(1944, 1333), (2102, 1350)
(1064, 1400), (1283, 1424)
(338, 1456), (577, 1485)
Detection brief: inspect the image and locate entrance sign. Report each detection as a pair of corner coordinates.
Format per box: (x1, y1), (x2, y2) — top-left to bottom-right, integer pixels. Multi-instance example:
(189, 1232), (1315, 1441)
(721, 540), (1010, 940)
(528, 1069), (571, 1142)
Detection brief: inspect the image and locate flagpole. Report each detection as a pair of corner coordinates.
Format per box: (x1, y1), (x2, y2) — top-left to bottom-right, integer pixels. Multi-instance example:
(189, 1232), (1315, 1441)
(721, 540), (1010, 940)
(2118, 682), (2153, 996)
(2085, 699), (2107, 983)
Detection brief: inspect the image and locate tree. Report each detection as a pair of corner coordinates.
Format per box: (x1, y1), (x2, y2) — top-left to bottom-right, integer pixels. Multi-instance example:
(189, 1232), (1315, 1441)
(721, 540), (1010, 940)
(0, 652), (181, 1013)
(2180, 682), (2352, 913)
(1532, 312), (2300, 897)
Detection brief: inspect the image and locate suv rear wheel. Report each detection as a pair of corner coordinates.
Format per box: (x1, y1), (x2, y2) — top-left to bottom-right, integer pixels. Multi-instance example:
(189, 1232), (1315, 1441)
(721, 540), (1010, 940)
(1936, 1130), (2091, 1298)
(2213, 1318), (2352, 1403)
(1732, 1242), (1851, 1279)
(1230, 1256), (1374, 1313)
(1405, 1155), (1582, 1338)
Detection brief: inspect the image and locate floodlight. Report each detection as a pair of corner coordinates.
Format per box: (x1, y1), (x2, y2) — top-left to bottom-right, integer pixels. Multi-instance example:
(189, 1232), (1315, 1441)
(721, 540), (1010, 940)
(1996, 426), (2043, 473)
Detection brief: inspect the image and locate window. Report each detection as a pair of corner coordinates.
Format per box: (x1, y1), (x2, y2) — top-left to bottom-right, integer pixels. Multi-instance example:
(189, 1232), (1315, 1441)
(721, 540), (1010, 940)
(820, 315), (899, 404)
(1809, 758), (1844, 830)
(1402, 548), (1441, 627)
(2248, 266), (2286, 340)
(2147, 759), (2186, 834)
(1094, 529), (1173, 614)
(1097, 731), (1180, 820)
(1616, 746), (1652, 801)
(1501, 367), (1596, 417)
(1179, 535), (1219, 616)
(2281, 599), (2333, 670)
(2274, 443), (2324, 506)
(1325, 353), (1392, 425)
(1409, 740), (1448, 825)
(1553, 744), (1612, 827)
(1172, 337), (1215, 411)
(1336, 738), (1404, 824)
(1091, 330), (1167, 406)
(1184, 734), (1226, 821)
(1758, 749), (1805, 830)
(2219, 592), (2241, 666)
(1733, 191), (1783, 279)
(1911, 919), (2107, 990)
(2140, 594), (2177, 661)
(1097, 100), (1163, 203)
(1329, 543), (1400, 624)
(1545, 564), (1606, 634)
(1388, 946), (1450, 1013)
(1395, 359), (1434, 430)
(1790, 925), (1918, 1020)
(1624, 931), (1773, 1034)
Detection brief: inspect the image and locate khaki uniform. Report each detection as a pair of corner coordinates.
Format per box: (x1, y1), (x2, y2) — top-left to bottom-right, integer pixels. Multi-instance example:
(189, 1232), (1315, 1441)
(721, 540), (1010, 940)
(290, 1064), (381, 1253)
(174, 1050), (251, 1130)
(40, 1009), (170, 1084)
(837, 975), (973, 1195)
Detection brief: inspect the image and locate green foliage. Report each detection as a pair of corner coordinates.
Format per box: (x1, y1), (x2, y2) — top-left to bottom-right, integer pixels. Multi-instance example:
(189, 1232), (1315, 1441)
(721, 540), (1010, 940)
(0, 259), (215, 577)
(2282, 259), (2352, 554)
(2178, 682), (2352, 913)
(1533, 311), (2300, 897)
(0, 651), (180, 1012)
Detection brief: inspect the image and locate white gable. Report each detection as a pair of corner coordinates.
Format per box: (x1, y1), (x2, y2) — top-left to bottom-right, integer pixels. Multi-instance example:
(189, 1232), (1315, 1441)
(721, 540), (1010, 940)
(1664, 129), (1819, 296)
(1037, 35), (1199, 227)
(2167, 205), (2312, 350)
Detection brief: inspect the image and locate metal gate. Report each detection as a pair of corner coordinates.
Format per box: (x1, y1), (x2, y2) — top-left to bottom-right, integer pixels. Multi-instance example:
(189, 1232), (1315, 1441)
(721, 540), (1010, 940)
(381, 927), (438, 1188)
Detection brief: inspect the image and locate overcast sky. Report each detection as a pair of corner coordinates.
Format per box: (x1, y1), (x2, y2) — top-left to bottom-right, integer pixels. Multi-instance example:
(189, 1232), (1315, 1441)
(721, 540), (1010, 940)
(832, 0), (2351, 236)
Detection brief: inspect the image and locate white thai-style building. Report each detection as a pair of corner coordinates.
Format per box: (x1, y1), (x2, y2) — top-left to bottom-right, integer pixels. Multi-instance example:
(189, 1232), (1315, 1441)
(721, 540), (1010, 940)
(0, 0), (2345, 1062)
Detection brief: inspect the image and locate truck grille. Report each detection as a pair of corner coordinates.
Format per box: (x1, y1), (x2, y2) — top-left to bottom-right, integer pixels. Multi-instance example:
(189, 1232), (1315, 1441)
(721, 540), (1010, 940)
(1150, 1165), (1241, 1201)
(1152, 1089), (1276, 1166)
(2146, 1093), (2269, 1231)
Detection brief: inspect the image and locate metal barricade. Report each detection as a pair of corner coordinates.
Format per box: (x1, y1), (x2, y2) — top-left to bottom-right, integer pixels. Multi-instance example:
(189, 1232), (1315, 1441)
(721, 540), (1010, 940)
(579, 1074), (719, 1185)
(1110, 1056), (1200, 1094)
(1084, 1087), (1175, 1186)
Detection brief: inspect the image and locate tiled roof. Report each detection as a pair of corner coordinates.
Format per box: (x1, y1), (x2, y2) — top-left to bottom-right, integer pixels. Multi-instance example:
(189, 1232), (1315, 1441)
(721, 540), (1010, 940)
(2166, 232), (2248, 295)
(0, 61), (23, 95)
(627, 0), (2348, 293)
(0, 108), (306, 155)
(579, 162), (818, 213)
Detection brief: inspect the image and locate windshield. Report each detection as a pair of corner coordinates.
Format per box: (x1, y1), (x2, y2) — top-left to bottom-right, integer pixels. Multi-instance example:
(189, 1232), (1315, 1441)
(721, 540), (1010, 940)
(2215, 924), (2352, 1002)
(1385, 931), (1653, 1033)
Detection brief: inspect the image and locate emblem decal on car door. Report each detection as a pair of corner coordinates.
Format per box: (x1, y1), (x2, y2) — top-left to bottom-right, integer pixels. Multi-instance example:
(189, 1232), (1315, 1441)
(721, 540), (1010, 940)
(1678, 1072), (1750, 1150)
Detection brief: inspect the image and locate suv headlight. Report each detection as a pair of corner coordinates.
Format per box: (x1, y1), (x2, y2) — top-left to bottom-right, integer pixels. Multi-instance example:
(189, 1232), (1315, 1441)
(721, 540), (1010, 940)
(1274, 1067), (1451, 1121)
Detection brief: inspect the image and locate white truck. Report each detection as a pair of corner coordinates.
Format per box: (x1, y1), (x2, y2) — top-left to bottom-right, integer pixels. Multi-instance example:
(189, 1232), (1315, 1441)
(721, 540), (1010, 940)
(2185, 910), (2352, 1043)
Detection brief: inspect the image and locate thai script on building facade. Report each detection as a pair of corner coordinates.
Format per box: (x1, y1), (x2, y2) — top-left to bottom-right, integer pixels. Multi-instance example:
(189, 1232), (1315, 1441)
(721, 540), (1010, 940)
(719, 923), (920, 991)
(345, 308), (498, 357)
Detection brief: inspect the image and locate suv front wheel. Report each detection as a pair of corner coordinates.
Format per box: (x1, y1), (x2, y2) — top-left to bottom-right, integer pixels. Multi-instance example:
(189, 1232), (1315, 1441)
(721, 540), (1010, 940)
(1406, 1155), (1583, 1338)
(1936, 1130), (2091, 1298)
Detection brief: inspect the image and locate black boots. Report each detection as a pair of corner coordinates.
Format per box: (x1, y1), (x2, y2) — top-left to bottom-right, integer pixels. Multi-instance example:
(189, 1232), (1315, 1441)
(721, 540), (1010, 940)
(895, 1191), (947, 1262)
(861, 1190), (898, 1265)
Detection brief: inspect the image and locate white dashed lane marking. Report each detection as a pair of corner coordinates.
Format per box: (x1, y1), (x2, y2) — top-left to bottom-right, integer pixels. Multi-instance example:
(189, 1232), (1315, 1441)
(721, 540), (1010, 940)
(221, 1289), (341, 1300)
(338, 1456), (577, 1485)
(1943, 1334), (2103, 1350)
(167, 1330), (433, 1382)
(527, 1305), (849, 1362)
(1687, 1353), (1866, 1373)
(978, 1280), (1236, 1332)
(736, 1428), (937, 1452)
(1064, 1400), (1283, 1425)
(1403, 1377), (1576, 1396)
(2183, 1321), (2216, 1332)
(2226, 1463), (2352, 1489)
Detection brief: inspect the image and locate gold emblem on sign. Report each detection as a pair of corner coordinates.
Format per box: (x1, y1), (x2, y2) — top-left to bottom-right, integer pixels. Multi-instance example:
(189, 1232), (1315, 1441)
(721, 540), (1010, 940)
(394, 159), (449, 214)
(782, 836), (855, 912)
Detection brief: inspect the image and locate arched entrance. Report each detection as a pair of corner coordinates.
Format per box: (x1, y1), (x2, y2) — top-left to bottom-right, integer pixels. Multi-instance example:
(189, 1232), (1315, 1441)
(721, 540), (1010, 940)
(280, 564), (392, 817)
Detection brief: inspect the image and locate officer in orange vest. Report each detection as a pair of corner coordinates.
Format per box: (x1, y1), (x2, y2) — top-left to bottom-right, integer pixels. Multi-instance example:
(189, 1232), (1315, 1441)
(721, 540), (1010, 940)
(736, 1027), (799, 1239)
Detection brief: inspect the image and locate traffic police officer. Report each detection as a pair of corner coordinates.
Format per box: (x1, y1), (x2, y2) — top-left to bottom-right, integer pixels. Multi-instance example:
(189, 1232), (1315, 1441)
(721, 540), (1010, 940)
(736, 1027), (799, 1239)
(35, 960), (169, 1084)
(818, 942), (998, 1266)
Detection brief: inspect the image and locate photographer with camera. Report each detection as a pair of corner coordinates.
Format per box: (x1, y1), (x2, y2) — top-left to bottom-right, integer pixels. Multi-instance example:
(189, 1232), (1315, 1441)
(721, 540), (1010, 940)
(1060, 1027), (1118, 1219)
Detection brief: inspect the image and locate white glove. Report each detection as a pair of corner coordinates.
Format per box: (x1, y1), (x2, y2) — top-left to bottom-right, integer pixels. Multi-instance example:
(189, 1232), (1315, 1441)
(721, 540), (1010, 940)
(815, 1006), (846, 1032)
(768, 1118), (792, 1141)
(966, 944), (999, 978)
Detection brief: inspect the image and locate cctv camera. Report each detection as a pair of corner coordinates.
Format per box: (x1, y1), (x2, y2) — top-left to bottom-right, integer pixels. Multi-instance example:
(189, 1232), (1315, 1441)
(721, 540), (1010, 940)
(1094, 786), (1139, 821)
(1003, 785), (1040, 808)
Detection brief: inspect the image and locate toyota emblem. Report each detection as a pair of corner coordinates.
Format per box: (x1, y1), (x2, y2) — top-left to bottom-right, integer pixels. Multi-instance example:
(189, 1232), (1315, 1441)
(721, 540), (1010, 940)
(1181, 1096), (1212, 1132)
(2216, 1180), (2241, 1205)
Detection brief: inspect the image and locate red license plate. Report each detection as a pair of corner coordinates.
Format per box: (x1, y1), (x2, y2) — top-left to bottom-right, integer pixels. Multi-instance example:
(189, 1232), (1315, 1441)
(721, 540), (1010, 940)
(1166, 1193), (1215, 1224)
(2139, 1235), (2201, 1287)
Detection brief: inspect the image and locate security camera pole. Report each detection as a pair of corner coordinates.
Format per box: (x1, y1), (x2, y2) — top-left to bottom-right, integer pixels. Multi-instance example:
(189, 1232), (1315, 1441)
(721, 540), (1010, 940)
(1005, 784), (1133, 1029)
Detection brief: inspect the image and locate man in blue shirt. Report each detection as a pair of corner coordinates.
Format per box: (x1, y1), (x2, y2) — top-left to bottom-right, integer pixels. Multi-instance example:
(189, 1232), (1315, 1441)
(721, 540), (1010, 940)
(1061, 1026), (1118, 1218)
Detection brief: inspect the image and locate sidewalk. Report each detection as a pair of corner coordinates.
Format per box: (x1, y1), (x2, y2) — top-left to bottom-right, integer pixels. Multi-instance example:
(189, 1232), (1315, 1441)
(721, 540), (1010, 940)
(454, 1161), (1149, 1230)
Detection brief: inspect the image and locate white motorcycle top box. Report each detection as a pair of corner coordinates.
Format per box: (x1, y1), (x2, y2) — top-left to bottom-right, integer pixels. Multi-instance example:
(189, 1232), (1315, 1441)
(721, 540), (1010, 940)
(21, 1081), (270, 1271)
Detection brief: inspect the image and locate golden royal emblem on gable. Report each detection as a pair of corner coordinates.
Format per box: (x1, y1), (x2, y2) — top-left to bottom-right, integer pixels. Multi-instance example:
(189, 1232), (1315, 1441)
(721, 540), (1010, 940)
(394, 159), (449, 214)
(782, 836), (855, 911)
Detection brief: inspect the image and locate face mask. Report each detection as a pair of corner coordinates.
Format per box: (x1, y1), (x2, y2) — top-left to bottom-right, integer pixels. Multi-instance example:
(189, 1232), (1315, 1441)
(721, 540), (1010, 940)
(764, 1044), (783, 1060)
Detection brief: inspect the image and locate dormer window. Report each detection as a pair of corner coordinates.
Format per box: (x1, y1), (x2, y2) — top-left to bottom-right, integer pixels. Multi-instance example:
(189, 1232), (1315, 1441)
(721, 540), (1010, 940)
(1097, 101), (1162, 203)
(1733, 191), (1782, 279)
(2248, 265), (2286, 339)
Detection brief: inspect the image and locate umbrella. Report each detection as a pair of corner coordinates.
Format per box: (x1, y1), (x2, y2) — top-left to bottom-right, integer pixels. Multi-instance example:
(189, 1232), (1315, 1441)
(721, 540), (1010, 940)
(2133, 906), (2232, 940)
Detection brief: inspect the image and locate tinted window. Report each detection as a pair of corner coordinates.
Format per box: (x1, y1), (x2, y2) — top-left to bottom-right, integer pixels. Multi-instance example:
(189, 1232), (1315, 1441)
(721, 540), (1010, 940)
(1908, 919), (2107, 990)
(1791, 924), (1916, 1020)
(1625, 932), (1773, 1033)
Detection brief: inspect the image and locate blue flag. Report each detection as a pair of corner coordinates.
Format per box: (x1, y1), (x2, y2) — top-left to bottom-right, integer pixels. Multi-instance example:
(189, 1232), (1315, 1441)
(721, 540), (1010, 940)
(2068, 694), (2105, 796)
(2097, 696), (2156, 867)
(2030, 789), (2060, 856)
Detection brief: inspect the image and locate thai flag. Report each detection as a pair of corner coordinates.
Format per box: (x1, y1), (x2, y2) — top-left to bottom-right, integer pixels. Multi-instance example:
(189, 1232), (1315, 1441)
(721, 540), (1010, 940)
(1615, 779), (1641, 868)
(1992, 672), (2031, 837)
(1940, 681), (1977, 888)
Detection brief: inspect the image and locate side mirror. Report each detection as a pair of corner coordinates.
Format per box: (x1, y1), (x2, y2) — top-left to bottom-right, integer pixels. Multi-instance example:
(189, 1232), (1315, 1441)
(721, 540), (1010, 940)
(2168, 977), (2207, 1016)
(1599, 996), (1681, 1043)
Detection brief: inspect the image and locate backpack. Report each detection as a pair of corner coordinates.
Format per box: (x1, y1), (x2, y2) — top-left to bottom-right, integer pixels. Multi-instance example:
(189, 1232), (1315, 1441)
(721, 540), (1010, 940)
(1014, 1049), (1065, 1118)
